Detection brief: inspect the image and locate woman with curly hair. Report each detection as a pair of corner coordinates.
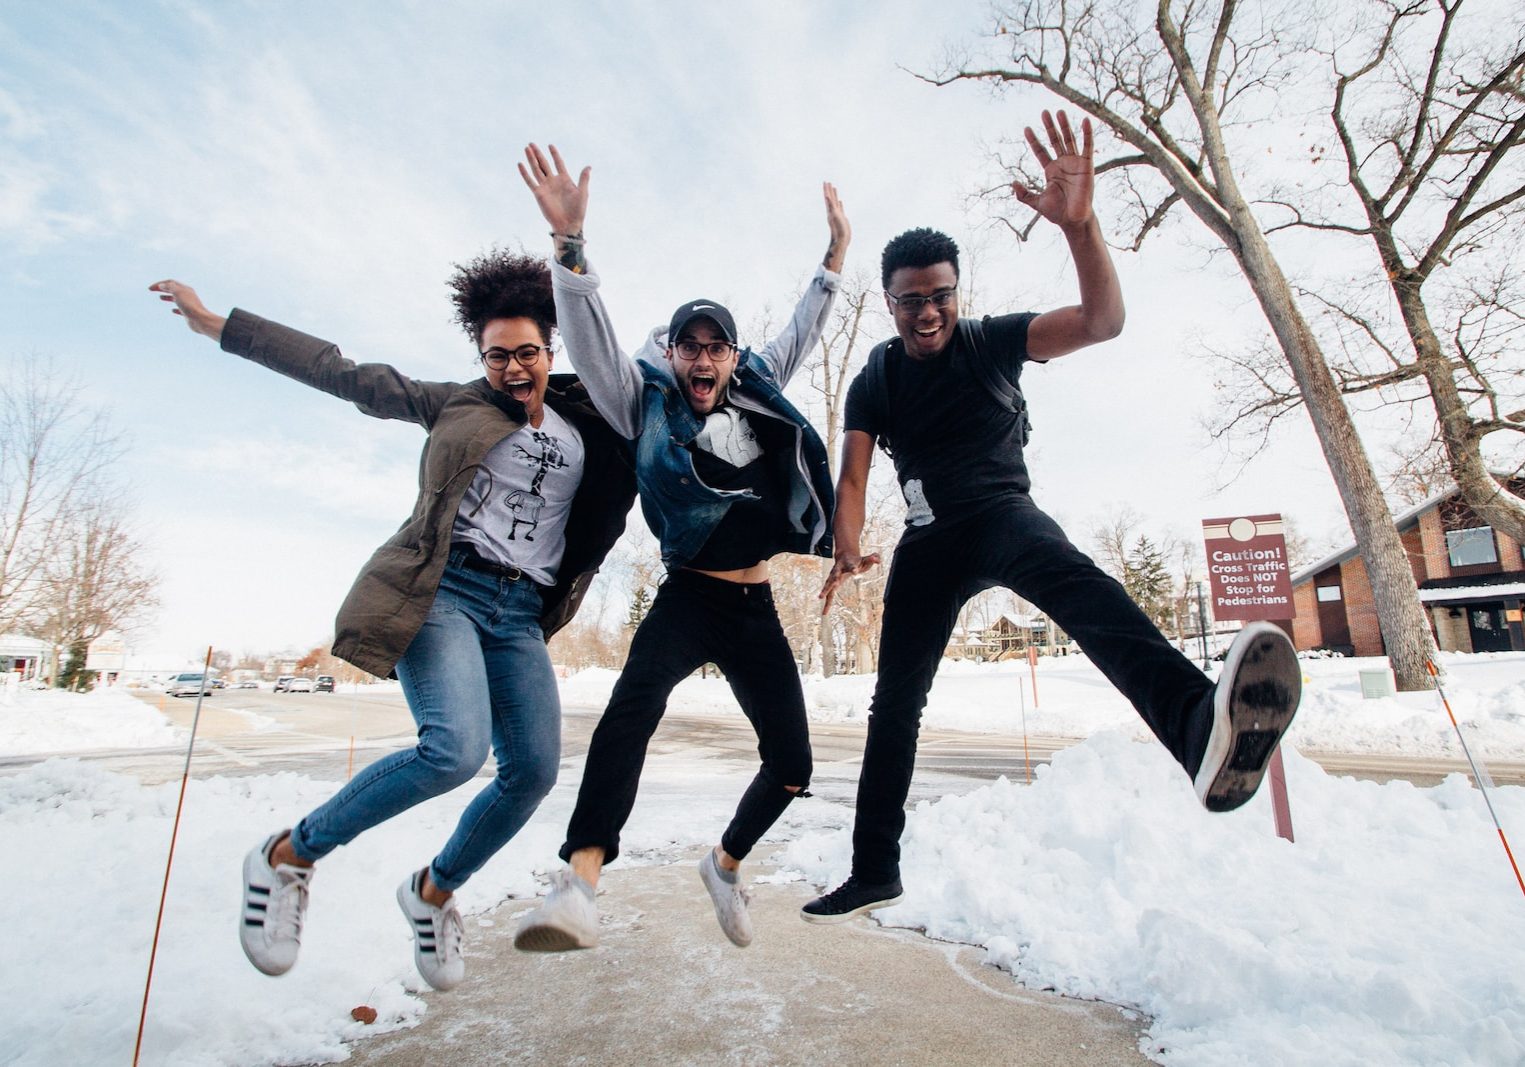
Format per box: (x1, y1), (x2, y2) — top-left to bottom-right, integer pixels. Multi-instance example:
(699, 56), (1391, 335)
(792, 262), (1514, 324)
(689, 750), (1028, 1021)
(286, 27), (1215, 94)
(150, 252), (634, 991)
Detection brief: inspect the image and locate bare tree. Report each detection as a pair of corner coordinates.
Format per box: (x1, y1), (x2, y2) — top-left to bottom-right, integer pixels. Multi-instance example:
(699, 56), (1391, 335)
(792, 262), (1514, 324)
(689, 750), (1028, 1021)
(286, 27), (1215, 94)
(0, 357), (123, 634)
(799, 272), (888, 675)
(931, 0), (1441, 688)
(33, 500), (158, 674)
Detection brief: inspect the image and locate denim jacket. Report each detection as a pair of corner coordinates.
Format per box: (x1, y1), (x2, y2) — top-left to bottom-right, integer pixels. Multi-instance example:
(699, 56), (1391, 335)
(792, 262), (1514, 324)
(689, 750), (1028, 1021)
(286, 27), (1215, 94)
(634, 353), (833, 568)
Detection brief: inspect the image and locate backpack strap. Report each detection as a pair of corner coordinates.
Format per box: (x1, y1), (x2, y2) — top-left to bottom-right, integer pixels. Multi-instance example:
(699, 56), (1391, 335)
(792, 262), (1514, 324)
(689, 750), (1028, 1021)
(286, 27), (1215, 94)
(865, 337), (895, 456)
(958, 316), (1032, 444)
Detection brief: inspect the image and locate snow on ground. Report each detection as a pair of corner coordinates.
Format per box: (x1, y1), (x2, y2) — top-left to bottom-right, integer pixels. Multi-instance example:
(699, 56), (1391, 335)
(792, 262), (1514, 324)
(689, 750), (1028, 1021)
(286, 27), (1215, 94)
(4, 652), (1524, 1065)
(783, 734), (1525, 1067)
(566, 651), (1525, 760)
(0, 684), (180, 755)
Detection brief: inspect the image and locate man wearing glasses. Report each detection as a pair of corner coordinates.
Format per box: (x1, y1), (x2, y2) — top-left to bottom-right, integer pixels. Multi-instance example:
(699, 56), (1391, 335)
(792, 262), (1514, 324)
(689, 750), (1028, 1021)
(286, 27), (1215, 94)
(804, 110), (1301, 922)
(513, 144), (850, 950)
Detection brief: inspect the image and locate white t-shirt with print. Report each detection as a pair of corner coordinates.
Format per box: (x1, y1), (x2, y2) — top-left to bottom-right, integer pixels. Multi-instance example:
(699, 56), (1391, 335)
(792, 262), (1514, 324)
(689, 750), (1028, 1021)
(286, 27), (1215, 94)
(450, 406), (584, 586)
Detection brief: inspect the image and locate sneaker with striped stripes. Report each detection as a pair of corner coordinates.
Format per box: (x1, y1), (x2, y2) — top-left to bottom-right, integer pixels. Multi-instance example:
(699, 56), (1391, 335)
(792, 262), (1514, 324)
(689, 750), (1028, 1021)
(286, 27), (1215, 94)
(396, 868), (466, 991)
(239, 830), (312, 976)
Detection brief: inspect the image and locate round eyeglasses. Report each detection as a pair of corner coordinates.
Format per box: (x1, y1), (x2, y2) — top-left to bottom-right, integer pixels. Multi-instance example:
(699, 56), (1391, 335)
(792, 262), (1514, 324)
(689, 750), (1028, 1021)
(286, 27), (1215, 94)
(672, 340), (737, 361)
(480, 344), (551, 369)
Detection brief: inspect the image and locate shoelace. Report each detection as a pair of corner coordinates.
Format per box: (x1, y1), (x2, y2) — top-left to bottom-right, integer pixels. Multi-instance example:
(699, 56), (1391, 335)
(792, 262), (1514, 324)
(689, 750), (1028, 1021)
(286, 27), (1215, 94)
(820, 878), (864, 908)
(269, 866), (312, 941)
(435, 899), (465, 964)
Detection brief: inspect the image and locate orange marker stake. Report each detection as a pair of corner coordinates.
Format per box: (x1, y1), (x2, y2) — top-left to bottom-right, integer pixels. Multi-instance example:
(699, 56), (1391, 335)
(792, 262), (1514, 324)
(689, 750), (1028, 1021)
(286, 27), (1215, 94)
(135, 646), (214, 1065)
(1427, 659), (1525, 900)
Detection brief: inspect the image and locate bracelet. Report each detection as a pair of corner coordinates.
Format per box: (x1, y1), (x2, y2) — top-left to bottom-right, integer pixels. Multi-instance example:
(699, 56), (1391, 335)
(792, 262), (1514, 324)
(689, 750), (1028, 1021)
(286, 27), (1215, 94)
(551, 231), (586, 244)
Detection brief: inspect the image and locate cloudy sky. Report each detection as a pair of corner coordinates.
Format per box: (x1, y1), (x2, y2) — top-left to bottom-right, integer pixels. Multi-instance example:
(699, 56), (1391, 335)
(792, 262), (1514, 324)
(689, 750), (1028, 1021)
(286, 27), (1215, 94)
(2, 1), (1425, 663)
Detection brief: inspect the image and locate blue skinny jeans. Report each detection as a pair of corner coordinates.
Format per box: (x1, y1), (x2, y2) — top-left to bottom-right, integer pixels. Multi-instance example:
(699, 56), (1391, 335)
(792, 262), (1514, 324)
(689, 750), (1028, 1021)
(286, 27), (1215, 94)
(290, 554), (560, 891)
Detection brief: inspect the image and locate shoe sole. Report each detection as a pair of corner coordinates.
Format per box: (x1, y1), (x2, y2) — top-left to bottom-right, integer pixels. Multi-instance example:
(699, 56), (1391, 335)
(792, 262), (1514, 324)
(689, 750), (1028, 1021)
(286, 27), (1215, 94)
(799, 893), (903, 925)
(1195, 621), (1302, 813)
(513, 917), (598, 952)
(698, 854), (753, 948)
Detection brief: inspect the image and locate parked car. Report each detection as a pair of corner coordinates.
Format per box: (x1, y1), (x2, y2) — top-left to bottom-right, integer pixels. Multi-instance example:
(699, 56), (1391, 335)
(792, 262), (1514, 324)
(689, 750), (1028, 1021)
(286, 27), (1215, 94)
(210, 678), (227, 689)
(234, 680), (259, 689)
(315, 675), (335, 693)
(273, 676), (296, 693)
(286, 677), (316, 693)
(167, 673), (214, 698)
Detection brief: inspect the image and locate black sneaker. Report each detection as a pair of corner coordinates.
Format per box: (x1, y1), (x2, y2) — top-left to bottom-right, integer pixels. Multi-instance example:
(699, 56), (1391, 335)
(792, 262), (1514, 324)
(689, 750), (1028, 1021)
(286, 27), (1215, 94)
(1195, 621), (1302, 813)
(800, 876), (903, 924)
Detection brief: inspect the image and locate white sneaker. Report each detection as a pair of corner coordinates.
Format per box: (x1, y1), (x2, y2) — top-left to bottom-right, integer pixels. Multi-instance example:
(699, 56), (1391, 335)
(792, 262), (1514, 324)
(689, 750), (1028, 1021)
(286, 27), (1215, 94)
(396, 869), (466, 991)
(1195, 621), (1303, 812)
(699, 848), (753, 948)
(239, 831), (312, 976)
(513, 870), (599, 952)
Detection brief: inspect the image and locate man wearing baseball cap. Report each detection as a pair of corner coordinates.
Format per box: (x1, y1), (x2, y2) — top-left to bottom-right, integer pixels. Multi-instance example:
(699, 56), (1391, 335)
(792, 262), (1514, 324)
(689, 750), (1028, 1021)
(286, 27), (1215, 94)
(514, 143), (850, 950)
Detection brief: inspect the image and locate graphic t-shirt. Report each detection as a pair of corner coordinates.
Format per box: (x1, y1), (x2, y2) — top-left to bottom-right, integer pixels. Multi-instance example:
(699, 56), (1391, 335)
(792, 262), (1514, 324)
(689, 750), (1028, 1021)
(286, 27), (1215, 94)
(450, 405), (585, 584)
(844, 313), (1037, 542)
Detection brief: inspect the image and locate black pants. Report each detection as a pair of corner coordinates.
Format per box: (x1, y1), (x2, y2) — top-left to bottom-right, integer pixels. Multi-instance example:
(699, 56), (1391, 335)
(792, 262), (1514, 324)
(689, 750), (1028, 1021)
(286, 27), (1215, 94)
(851, 497), (1214, 883)
(562, 569), (812, 865)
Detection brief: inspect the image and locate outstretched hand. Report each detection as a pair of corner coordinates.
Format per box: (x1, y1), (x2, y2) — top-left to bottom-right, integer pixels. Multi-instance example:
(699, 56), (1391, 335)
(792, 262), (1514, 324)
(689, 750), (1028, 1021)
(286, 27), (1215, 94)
(819, 550), (881, 615)
(148, 279), (226, 341)
(519, 144), (590, 237)
(823, 181), (850, 273)
(1011, 109), (1095, 230)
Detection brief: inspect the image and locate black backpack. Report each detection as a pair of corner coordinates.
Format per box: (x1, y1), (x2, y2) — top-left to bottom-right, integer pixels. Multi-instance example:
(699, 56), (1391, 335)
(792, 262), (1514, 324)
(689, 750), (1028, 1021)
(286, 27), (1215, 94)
(863, 316), (1031, 456)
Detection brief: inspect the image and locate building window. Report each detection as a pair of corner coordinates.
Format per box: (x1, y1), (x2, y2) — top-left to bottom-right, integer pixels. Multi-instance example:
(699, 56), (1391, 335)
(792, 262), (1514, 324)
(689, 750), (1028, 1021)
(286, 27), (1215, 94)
(1446, 527), (1498, 567)
(1316, 585), (1342, 602)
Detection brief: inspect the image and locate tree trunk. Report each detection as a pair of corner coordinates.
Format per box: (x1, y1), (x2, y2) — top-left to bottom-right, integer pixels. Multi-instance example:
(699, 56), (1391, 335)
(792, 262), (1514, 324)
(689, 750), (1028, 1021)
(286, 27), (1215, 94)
(1229, 223), (1437, 689)
(1391, 279), (1525, 543)
(817, 608), (835, 678)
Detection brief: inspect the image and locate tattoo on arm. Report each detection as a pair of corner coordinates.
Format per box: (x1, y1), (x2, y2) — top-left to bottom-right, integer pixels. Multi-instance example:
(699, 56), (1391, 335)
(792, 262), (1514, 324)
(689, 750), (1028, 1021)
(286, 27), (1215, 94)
(823, 239), (839, 269)
(553, 235), (587, 275)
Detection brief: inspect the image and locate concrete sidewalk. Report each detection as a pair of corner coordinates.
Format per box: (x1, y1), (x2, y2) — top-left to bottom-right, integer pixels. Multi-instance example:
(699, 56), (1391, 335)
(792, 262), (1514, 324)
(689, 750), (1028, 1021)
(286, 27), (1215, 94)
(349, 856), (1149, 1066)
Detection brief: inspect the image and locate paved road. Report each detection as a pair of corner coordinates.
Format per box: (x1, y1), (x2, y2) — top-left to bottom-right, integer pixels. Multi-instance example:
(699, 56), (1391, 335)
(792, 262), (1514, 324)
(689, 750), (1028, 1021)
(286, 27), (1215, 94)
(5, 687), (1519, 794)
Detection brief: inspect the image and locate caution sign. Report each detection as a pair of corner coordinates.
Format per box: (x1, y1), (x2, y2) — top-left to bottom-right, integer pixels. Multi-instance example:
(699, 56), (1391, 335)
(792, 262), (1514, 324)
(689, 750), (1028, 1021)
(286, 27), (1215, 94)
(1202, 514), (1294, 621)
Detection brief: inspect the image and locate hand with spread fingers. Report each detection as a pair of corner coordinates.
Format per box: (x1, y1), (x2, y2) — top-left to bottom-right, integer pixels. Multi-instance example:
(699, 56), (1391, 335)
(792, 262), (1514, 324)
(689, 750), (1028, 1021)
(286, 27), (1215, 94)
(519, 143), (590, 240)
(819, 550), (881, 615)
(822, 181), (851, 273)
(148, 279), (226, 341)
(1011, 109), (1096, 231)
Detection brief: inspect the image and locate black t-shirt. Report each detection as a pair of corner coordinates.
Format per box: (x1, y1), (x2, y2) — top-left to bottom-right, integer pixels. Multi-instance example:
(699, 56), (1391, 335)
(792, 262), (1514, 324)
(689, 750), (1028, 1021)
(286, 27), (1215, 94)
(844, 313), (1038, 541)
(686, 410), (794, 570)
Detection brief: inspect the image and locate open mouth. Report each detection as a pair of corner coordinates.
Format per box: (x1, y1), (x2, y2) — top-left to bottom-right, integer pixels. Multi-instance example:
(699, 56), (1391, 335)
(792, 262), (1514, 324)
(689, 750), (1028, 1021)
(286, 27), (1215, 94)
(689, 372), (718, 401)
(503, 379), (534, 401)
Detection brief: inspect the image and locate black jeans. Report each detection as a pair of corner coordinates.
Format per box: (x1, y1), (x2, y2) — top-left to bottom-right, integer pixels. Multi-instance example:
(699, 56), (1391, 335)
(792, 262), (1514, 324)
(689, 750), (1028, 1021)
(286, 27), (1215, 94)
(562, 569), (812, 865)
(851, 497), (1214, 883)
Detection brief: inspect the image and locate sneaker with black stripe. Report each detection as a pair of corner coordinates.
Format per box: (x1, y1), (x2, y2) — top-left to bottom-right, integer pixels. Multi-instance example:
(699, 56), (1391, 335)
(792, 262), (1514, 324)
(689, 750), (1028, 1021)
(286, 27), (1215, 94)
(239, 830), (312, 976)
(396, 869), (466, 991)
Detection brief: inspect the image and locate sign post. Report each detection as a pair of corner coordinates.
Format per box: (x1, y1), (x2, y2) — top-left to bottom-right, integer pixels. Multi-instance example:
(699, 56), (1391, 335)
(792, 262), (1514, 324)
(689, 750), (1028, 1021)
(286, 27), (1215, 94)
(1201, 514), (1297, 843)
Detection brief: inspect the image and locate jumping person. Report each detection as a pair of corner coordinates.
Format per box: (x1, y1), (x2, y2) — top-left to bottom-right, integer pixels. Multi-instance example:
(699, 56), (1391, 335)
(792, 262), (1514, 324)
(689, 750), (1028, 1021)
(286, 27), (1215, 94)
(803, 110), (1302, 923)
(149, 254), (635, 989)
(512, 144), (848, 950)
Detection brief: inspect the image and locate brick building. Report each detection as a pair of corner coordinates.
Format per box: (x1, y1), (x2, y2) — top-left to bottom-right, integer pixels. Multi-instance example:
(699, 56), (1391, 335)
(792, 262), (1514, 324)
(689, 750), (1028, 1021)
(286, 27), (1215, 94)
(1288, 478), (1525, 656)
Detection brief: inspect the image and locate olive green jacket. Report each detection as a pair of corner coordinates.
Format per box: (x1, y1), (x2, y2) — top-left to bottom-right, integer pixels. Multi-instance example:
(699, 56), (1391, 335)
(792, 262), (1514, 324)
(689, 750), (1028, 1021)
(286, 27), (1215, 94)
(221, 309), (636, 678)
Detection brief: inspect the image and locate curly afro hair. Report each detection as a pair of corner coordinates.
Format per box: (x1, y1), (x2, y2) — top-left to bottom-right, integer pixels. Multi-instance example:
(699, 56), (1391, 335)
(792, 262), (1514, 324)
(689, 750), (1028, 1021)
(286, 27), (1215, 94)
(880, 228), (960, 290)
(447, 248), (556, 345)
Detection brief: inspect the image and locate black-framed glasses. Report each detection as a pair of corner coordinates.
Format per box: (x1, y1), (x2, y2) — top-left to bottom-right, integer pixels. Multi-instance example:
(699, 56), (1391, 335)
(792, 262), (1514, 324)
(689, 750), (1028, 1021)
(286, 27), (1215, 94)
(480, 344), (551, 369)
(886, 288), (957, 314)
(671, 340), (737, 361)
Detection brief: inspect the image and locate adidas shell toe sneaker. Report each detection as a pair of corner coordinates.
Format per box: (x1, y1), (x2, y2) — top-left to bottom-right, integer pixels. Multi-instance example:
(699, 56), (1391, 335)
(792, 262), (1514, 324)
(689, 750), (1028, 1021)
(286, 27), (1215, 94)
(397, 869), (466, 992)
(240, 831), (312, 976)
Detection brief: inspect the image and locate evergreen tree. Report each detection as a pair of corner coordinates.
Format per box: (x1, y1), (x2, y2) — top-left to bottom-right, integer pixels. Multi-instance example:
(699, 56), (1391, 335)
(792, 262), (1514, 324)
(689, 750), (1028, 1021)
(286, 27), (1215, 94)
(627, 585), (652, 630)
(1123, 535), (1173, 633)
